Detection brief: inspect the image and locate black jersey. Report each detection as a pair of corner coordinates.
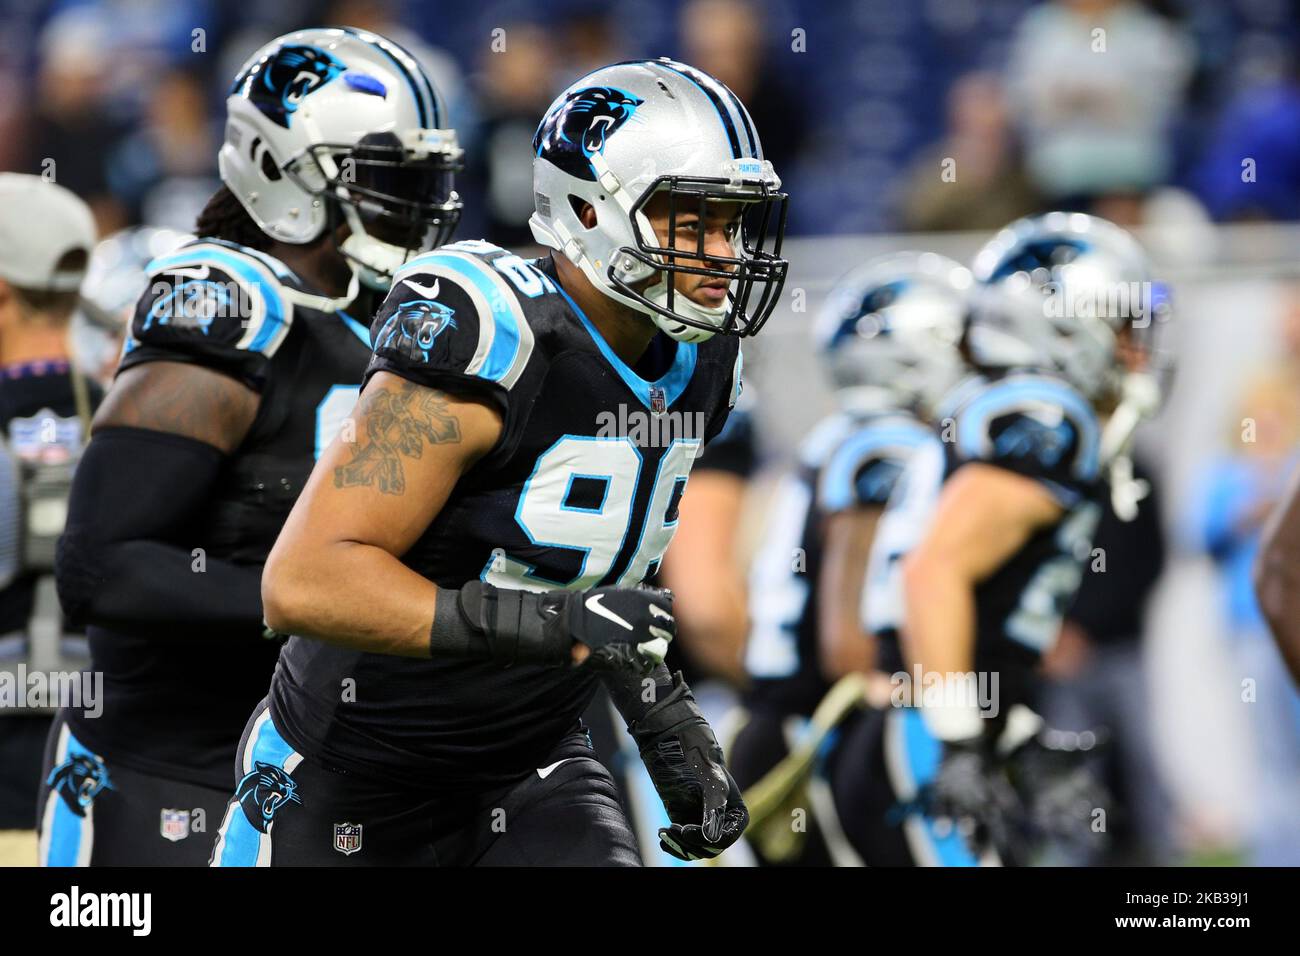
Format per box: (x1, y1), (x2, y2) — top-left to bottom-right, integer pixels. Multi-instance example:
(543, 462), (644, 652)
(743, 408), (931, 716)
(867, 371), (1104, 705)
(270, 239), (742, 790)
(65, 239), (375, 788)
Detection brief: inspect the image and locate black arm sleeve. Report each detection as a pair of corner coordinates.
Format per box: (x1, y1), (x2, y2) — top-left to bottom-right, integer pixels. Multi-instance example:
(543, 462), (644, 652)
(56, 426), (264, 638)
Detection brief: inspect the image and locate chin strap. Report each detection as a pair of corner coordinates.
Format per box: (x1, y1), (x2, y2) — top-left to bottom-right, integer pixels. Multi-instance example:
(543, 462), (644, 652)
(279, 268), (361, 314)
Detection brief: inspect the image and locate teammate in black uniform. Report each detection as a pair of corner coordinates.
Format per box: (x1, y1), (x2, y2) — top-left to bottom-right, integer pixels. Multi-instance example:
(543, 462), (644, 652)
(41, 27), (463, 865)
(0, 175), (100, 831)
(212, 58), (788, 867)
(732, 252), (970, 865)
(830, 213), (1169, 865)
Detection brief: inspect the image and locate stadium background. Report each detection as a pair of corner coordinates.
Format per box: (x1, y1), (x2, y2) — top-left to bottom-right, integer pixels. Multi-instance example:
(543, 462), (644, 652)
(3, 0), (1300, 865)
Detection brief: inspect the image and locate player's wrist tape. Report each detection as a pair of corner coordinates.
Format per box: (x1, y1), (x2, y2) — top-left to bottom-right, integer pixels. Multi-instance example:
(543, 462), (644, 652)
(920, 695), (985, 743)
(430, 581), (570, 667)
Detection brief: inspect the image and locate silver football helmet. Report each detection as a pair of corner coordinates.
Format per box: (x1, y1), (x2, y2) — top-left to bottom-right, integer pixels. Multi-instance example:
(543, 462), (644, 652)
(968, 212), (1169, 403)
(219, 27), (462, 299)
(529, 58), (788, 343)
(814, 251), (970, 418)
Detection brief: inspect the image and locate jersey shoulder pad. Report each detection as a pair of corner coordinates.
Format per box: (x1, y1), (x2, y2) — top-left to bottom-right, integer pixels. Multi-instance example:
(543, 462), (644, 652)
(953, 372), (1101, 496)
(369, 240), (544, 394)
(122, 240), (294, 389)
(817, 413), (933, 511)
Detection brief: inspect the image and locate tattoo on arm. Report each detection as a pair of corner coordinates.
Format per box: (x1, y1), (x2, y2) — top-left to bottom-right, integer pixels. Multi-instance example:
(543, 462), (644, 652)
(334, 380), (462, 495)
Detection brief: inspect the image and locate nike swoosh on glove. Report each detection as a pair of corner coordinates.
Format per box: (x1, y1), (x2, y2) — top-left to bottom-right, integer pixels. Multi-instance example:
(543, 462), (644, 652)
(548, 585), (676, 675)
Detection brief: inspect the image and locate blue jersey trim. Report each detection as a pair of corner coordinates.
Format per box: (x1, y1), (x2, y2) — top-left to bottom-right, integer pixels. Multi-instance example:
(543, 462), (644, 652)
(957, 377), (1100, 478)
(409, 252), (521, 383)
(337, 309), (371, 347)
(145, 246), (288, 354)
(555, 283), (697, 412)
(820, 424), (930, 512)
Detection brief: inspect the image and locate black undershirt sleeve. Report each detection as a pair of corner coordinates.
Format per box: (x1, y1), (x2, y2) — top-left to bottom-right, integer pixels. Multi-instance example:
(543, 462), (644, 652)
(56, 426), (264, 638)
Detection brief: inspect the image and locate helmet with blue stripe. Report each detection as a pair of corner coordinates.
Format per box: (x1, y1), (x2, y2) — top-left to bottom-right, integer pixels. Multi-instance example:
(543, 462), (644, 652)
(815, 251), (971, 418)
(968, 212), (1170, 404)
(529, 58), (788, 343)
(219, 27), (462, 297)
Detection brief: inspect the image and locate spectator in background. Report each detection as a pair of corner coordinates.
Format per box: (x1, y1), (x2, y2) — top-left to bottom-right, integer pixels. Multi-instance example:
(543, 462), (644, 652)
(25, 8), (131, 235)
(106, 69), (220, 231)
(1189, 52), (1300, 221)
(679, 0), (807, 180)
(1040, 458), (1176, 865)
(1005, 0), (1192, 219)
(1191, 367), (1300, 865)
(559, 1), (625, 80)
(898, 72), (1042, 232)
(468, 22), (559, 248)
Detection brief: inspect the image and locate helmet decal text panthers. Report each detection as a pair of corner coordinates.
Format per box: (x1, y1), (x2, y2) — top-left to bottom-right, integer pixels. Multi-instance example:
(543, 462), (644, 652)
(230, 44), (347, 129)
(533, 86), (644, 181)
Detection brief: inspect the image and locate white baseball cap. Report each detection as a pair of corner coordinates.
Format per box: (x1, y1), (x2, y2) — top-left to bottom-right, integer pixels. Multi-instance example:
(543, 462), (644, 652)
(0, 174), (97, 293)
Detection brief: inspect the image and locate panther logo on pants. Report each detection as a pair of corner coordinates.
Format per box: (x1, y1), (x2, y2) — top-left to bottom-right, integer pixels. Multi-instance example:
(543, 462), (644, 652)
(47, 754), (111, 817)
(235, 761), (302, 832)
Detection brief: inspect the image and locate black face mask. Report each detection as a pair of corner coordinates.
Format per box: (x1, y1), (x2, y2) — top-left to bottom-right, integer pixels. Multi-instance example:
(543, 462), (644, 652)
(608, 175), (789, 339)
(300, 131), (463, 267)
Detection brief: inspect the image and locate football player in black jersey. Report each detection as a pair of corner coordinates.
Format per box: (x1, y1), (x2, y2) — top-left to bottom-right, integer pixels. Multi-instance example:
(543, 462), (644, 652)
(830, 213), (1169, 865)
(732, 252), (970, 865)
(0, 175), (100, 832)
(41, 27), (463, 866)
(212, 58), (787, 867)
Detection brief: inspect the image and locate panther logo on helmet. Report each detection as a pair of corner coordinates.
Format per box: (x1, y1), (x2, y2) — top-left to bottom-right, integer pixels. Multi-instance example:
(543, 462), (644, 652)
(230, 44), (347, 129)
(534, 86), (644, 181)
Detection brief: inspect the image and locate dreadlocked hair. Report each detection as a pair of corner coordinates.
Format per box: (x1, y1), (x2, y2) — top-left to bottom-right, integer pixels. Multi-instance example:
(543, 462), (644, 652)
(195, 185), (274, 252)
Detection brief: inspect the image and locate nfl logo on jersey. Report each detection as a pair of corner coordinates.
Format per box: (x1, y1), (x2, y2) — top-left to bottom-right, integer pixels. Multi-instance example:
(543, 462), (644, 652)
(159, 809), (190, 842)
(650, 385), (667, 416)
(333, 822), (363, 856)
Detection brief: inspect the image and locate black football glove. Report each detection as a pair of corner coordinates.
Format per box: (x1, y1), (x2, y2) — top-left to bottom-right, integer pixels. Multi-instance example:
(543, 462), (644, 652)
(445, 581), (674, 674)
(556, 585), (676, 674)
(926, 736), (1022, 860)
(624, 672), (748, 861)
(1003, 727), (1111, 858)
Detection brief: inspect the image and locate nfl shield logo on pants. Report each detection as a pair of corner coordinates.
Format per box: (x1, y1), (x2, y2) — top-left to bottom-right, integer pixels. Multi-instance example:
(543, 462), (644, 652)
(333, 822), (363, 856)
(160, 808), (190, 842)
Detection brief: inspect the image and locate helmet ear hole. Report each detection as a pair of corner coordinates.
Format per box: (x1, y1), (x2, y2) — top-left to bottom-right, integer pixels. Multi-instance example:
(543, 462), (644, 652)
(260, 149), (283, 182)
(569, 196), (597, 229)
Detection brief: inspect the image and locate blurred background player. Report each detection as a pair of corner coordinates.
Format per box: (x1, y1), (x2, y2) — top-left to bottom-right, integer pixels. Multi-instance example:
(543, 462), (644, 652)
(0, 174), (100, 833)
(1040, 452), (1173, 865)
(831, 212), (1168, 865)
(732, 251), (969, 865)
(41, 26), (463, 866)
(212, 58), (785, 867)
